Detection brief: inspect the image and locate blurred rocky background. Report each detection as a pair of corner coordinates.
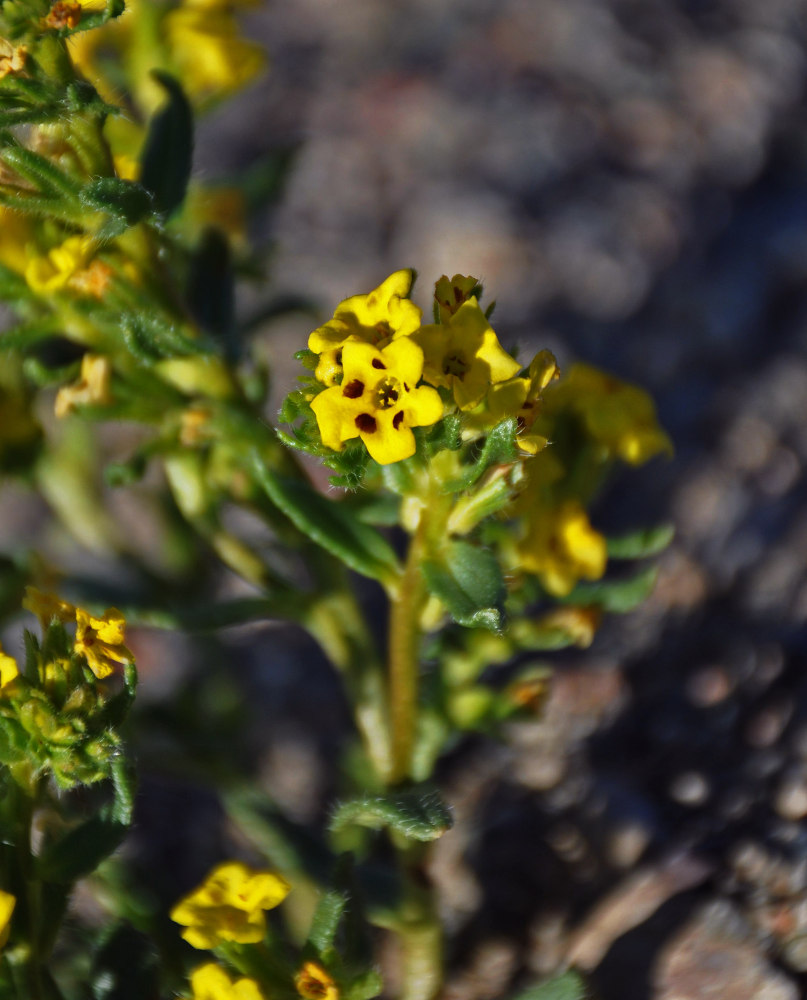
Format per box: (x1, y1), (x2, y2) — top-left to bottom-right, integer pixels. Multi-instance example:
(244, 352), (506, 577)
(204, 2), (807, 997)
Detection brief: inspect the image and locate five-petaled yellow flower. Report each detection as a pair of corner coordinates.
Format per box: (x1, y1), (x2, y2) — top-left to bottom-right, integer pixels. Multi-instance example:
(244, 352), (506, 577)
(170, 861), (291, 950)
(414, 298), (520, 410)
(311, 338), (443, 465)
(541, 363), (672, 466)
(187, 962), (266, 1000)
(74, 607), (133, 679)
(0, 891), (15, 949)
(295, 961), (339, 1000)
(23, 587), (75, 629)
(308, 270), (422, 385)
(518, 499), (607, 597)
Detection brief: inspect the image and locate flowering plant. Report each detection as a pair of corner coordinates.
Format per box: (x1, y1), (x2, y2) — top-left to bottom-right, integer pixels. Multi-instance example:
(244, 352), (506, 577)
(0, 2), (672, 999)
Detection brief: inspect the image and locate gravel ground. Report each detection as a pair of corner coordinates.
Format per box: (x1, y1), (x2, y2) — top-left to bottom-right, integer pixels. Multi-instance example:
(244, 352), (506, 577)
(199, 2), (807, 997)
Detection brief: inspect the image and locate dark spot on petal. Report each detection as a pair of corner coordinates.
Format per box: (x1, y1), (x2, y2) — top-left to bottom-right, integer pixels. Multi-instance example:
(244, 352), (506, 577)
(392, 411), (404, 430)
(371, 359), (386, 369)
(343, 379), (364, 398)
(403, 383), (410, 392)
(454, 286), (463, 302)
(355, 413), (377, 434)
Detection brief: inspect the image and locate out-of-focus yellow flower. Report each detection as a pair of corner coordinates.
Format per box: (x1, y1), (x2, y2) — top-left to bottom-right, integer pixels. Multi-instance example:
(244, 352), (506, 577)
(484, 349), (559, 452)
(309, 270), (422, 385)
(170, 861), (291, 950)
(311, 338), (443, 465)
(0, 645), (19, 688)
(165, 6), (265, 102)
(55, 354), (112, 418)
(414, 298), (520, 410)
(295, 961), (338, 1000)
(0, 40), (27, 79)
(518, 499), (607, 597)
(0, 206), (32, 274)
(188, 963), (266, 1000)
(433, 273), (480, 324)
(0, 891), (15, 949)
(25, 235), (95, 294)
(541, 363), (672, 465)
(74, 607), (132, 679)
(23, 587), (75, 629)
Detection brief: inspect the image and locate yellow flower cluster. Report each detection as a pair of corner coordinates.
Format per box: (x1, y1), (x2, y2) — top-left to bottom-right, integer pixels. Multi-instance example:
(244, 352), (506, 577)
(170, 860), (291, 949)
(23, 587), (133, 679)
(306, 271), (529, 465)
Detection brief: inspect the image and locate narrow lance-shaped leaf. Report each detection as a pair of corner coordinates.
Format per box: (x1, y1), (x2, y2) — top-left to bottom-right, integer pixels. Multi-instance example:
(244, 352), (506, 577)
(330, 786), (453, 843)
(606, 523), (675, 559)
(252, 453), (401, 587)
(139, 71), (193, 217)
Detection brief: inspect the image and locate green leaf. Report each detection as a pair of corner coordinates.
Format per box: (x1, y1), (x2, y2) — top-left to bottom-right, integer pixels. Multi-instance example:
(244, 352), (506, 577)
(422, 540), (505, 631)
(36, 755), (136, 882)
(187, 227), (235, 358)
(330, 786), (453, 843)
(510, 970), (588, 1000)
(224, 786), (334, 884)
(443, 417), (518, 492)
(80, 177), (152, 227)
(252, 455), (401, 586)
(606, 523), (675, 559)
(1, 318), (64, 350)
(1, 143), (83, 199)
(561, 566), (658, 613)
(344, 970), (383, 1000)
(139, 71), (193, 217)
(307, 888), (349, 957)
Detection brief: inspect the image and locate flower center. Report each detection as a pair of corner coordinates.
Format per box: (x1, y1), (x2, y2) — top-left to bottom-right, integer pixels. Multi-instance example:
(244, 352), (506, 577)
(374, 376), (401, 409)
(443, 353), (468, 379)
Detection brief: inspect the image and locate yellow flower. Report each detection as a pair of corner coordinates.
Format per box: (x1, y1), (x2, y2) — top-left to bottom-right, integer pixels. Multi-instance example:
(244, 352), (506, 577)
(25, 235), (95, 294)
(541, 363), (672, 465)
(433, 273), (480, 324)
(0, 645), (18, 688)
(74, 607), (133, 679)
(54, 354), (112, 418)
(0, 206), (32, 274)
(23, 587), (75, 629)
(165, 6), (265, 102)
(308, 270), (422, 385)
(413, 298), (520, 410)
(170, 861), (291, 950)
(518, 499), (607, 597)
(295, 961), (338, 1000)
(482, 349), (559, 452)
(0, 891), (15, 949)
(310, 338), (443, 465)
(188, 963), (266, 1000)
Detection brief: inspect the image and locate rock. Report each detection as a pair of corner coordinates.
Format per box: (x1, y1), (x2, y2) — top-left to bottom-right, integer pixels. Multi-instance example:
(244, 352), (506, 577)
(652, 900), (798, 1000)
(774, 768), (807, 821)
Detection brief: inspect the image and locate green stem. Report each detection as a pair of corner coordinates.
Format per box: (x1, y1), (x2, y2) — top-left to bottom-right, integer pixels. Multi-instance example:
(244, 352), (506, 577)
(388, 523), (426, 785)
